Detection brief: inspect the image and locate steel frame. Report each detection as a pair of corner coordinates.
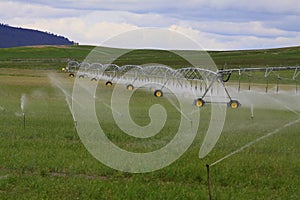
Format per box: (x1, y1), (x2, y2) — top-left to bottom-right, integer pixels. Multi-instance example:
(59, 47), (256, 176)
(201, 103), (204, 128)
(66, 60), (300, 107)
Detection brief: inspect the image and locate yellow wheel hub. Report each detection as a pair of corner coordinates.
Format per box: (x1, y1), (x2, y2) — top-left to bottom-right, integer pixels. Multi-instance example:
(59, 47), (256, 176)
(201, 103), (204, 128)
(196, 100), (203, 107)
(195, 98), (205, 108)
(154, 90), (163, 97)
(106, 81), (112, 86)
(228, 100), (240, 109)
(127, 85), (133, 91)
(231, 102), (238, 109)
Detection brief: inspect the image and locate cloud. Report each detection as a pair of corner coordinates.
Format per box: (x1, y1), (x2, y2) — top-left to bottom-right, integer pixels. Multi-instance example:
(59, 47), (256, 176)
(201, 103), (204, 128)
(10, 0), (300, 16)
(12, 17), (138, 45)
(1, 0), (300, 50)
(178, 20), (298, 38)
(0, 1), (84, 19)
(170, 25), (300, 50)
(267, 15), (300, 32)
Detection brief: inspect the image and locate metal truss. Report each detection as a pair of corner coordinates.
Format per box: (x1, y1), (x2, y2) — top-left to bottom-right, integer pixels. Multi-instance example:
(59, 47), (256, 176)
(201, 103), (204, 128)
(66, 60), (300, 108)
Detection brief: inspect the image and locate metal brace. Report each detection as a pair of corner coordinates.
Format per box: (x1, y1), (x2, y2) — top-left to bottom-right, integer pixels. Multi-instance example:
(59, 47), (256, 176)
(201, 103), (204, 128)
(293, 67), (300, 80)
(264, 67), (273, 78)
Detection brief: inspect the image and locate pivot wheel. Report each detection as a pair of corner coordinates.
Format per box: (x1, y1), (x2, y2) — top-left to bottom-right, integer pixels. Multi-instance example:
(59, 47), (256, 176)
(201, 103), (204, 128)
(228, 100), (240, 109)
(106, 81), (113, 86)
(154, 90), (163, 97)
(127, 84), (134, 91)
(69, 73), (75, 78)
(91, 78), (97, 81)
(79, 75), (84, 79)
(194, 98), (205, 108)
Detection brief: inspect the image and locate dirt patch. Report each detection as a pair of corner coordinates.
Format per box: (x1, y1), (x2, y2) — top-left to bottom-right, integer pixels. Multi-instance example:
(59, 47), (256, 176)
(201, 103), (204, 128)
(49, 172), (108, 180)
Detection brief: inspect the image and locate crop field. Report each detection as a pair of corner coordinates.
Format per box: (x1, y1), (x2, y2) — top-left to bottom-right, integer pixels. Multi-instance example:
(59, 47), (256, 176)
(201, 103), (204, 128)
(1, 45), (300, 69)
(0, 46), (299, 199)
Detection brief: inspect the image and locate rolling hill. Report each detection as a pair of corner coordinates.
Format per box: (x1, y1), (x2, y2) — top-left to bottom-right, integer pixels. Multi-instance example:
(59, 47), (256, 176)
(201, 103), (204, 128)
(0, 45), (299, 70)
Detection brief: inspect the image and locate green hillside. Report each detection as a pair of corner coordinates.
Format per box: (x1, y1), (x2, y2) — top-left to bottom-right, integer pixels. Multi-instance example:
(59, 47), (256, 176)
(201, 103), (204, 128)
(211, 46), (300, 68)
(0, 45), (93, 69)
(0, 45), (299, 69)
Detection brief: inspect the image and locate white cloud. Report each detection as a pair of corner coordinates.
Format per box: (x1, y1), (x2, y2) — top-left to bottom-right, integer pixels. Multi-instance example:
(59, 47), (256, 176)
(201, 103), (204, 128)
(11, 0), (300, 15)
(169, 25), (300, 50)
(178, 20), (297, 38)
(13, 17), (138, 45)
(0, 1), (84, 19)
(1, 0), (300, 50)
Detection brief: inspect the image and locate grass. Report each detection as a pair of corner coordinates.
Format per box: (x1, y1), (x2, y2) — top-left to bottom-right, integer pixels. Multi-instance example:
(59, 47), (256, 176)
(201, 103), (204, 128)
(210, 46), (300, 68)
(0, 45), (299, 199)
(0, 67), (299, 199)
(0, 45), (93, 70)
(1, 45), (300, 70)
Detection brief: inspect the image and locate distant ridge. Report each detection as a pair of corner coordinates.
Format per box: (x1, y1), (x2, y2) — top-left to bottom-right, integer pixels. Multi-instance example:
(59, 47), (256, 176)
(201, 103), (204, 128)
(0, 23), (75, 48)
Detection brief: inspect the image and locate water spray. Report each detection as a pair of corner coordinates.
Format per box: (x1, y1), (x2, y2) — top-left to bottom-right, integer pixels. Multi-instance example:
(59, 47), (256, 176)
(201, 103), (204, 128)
(0, 106), (5, 112)
(204, 117), (300, 200)
(102, 102), (122, 117)
(21, 94), (26, 129)
(250, 104), (254, 120)
(165, 95), (192, 122)
(267, 96), (300, 117)
(210, 117), (300, 167)
(49, 74), (78, 128)
(22, 112), (26, 129)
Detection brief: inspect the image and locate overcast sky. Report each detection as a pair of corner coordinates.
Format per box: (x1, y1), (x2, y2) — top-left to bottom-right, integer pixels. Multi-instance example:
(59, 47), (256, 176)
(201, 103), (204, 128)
(1, 0), (300, 50)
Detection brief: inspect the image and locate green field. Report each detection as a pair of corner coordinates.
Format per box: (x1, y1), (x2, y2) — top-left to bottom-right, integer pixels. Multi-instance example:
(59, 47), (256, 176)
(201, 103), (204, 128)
(0, 46), (299, 199)
(1, 45), (300, 69)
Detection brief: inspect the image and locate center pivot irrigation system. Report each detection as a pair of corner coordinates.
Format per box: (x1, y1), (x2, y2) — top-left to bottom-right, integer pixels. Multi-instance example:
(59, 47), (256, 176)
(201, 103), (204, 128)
(64, 61), (300, 109)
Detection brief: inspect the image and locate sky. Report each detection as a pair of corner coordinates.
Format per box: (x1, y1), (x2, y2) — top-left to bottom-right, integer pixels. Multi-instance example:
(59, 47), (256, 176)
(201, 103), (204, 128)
(1, 0), (300, 50)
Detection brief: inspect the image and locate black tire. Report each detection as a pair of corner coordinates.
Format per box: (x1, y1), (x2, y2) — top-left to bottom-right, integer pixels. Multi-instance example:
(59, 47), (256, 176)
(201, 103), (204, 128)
(91, 78), (97, 81)
(127, 84), (134, 91)
(106, 81), (113, 86)
(154, 90), (163, 97)
(69, 73), (75, 78)
(79, 75), (84, 79)
(228, 100), (240, 109)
